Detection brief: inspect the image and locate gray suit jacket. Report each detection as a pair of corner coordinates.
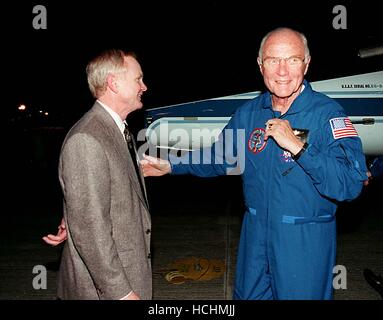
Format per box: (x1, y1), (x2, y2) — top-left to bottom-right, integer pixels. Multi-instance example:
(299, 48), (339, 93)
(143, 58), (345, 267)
(57, 102), (152, 299)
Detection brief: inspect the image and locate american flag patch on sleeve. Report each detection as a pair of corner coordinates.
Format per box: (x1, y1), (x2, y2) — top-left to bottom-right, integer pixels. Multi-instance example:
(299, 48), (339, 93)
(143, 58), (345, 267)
(329, 117), (358, 139)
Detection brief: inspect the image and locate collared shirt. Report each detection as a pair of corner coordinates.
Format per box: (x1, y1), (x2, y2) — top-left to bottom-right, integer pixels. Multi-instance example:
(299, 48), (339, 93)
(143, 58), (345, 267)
(97, 100), (126, 137)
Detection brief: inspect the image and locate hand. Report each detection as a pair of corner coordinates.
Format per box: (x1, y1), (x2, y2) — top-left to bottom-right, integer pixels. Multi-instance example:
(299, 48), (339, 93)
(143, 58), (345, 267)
(42, 218), (68, 246)
(364, 171), (372, 186)
(140, 154), (171, 177)
(121, 292), (140, 300)
(265, 118), (304, 155)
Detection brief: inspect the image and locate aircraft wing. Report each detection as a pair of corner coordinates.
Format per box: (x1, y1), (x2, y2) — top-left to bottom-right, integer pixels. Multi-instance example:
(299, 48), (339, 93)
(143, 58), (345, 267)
(145, 71), (383, 155)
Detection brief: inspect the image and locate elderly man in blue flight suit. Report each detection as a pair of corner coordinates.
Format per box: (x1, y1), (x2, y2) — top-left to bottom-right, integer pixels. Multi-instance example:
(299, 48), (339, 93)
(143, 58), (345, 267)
(141, 27), (367, 300)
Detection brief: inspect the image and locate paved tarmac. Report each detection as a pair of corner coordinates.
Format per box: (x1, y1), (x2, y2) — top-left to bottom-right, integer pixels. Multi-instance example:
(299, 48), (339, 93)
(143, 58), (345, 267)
(1, 166), (382, 301)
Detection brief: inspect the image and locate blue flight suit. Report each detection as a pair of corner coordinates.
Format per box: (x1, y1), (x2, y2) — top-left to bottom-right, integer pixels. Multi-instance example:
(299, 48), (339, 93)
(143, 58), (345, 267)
(170, 80), (367, 299)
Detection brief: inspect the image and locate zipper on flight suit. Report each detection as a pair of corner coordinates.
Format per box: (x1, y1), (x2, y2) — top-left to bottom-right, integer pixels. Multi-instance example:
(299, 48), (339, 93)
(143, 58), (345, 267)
(272, 108), (298, 177)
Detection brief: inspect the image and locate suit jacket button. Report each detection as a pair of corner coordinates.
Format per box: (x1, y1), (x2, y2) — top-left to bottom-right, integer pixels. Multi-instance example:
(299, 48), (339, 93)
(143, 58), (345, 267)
(146, 229), (151, 234)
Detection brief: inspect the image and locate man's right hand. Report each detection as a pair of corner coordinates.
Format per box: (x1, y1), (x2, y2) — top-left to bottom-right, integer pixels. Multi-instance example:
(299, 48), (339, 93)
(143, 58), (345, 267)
(121, 292), (140, 300)
(364, 171), (372, 186)
(42, 218), (68, 246)
(140, 154), (171, 177)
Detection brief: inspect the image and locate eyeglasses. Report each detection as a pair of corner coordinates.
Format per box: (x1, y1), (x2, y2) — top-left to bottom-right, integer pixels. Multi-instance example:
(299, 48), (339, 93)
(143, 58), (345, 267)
(262, 56), (305, 68)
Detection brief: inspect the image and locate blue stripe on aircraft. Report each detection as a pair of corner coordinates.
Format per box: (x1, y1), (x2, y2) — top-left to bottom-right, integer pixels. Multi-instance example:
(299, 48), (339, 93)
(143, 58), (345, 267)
(149, 119), (230, 131)
(336, 98), (382, 116)
(146, 100), (243, 120)
(146, 98), (382, 123)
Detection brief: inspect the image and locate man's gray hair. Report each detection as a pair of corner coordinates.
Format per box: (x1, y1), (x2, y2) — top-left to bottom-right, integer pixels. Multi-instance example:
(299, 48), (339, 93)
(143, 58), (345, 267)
(86, 49), (137, 98)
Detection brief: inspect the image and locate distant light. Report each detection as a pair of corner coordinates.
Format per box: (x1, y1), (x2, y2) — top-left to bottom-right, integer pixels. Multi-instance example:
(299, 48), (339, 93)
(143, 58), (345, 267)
(39, 110), (43, 113)
(44, 112), (49, 116)
(18, 104), (26, 111)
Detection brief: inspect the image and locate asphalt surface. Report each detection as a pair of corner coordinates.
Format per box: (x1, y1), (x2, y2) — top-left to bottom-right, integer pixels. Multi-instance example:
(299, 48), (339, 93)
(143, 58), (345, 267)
(1, 165), (382, 301)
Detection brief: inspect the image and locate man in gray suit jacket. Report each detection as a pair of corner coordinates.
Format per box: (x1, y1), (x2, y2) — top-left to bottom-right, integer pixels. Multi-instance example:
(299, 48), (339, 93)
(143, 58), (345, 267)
(45, 50), (152, 299)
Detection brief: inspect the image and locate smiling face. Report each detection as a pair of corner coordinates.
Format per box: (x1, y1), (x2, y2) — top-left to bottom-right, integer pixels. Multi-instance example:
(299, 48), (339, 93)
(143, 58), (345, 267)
(91, 51), (148, 120)
(115, 56), (147, 115)
(258, 29), (310, 109)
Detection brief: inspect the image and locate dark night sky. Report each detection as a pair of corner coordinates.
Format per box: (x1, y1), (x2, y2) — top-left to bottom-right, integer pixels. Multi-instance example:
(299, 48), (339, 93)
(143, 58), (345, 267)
(4, 1), (382, 128)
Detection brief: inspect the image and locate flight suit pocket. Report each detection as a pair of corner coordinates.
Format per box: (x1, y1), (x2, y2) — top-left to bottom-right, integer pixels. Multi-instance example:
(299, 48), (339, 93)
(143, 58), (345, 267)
(282, 214), (334, 225)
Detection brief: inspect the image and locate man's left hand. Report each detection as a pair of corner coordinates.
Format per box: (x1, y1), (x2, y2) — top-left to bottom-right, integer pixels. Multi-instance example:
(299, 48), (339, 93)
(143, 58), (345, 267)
(42, 218), (67, 246)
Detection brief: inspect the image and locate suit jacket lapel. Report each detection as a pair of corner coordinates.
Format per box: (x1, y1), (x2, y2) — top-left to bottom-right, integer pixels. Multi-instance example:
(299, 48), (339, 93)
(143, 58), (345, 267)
(92, 103), (149, 211)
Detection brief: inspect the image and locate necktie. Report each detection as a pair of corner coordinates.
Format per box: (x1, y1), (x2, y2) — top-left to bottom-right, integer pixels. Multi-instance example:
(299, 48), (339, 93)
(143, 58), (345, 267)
(124, 123), (147, 204)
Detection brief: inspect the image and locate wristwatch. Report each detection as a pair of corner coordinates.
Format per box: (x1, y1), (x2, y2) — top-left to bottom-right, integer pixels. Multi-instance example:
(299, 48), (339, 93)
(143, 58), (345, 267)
(292, 142), (308, 161)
